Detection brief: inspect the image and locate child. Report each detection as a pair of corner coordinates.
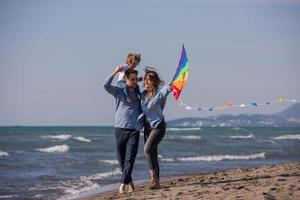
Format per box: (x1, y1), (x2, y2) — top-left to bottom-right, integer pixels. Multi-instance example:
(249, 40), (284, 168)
(117, 53), (142, 103)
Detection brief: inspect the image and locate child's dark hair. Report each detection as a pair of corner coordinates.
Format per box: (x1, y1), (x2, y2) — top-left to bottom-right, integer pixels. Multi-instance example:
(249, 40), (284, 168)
(127, 53), (141, 64)
(125, 69), (138, 79)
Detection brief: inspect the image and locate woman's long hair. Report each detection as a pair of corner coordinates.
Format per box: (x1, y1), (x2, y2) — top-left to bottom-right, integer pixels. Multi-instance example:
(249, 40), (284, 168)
(144, 66), (164, 100)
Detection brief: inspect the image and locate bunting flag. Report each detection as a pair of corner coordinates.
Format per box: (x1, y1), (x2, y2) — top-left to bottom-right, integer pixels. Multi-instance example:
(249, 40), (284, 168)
(177, 97), (300, 112)
(170, 44), (190, 100)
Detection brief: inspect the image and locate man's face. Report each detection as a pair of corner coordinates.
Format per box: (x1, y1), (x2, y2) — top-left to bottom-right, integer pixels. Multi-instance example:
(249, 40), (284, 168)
(125, 73), (138, 89)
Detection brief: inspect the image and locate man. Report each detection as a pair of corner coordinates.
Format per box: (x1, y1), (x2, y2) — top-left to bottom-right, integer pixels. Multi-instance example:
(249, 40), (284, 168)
(103, 67), (141, 194)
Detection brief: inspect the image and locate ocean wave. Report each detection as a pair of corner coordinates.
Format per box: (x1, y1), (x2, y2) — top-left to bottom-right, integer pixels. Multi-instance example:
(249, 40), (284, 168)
(181, 135), (202, 140)
(271, 134), (300, 140)
(59, 169), (122, 199)
(29, 177), (100, 200)
(177, 152), (266, 162)
(160, 158), (175, 162)
(42, 134), (72, 141)
(35, 144), (69, 153)
(73, 136), (91, 142)
(32, 194), (45, 199)
(82, 168), (122, 181)
(168, 135), (202, 140)
(229, 134), (255, 139)
(59, 180), (100, 200)
(158, 154), (175, 162)
(99, 160), (119, 165)
(0, 195), (18, 199)
(167, 127), (201, 131)
(42, 134), (92, 142)
(0, 151), (9, 157)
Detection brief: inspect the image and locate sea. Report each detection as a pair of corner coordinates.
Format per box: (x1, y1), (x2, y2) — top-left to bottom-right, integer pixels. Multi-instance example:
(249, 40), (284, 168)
(0, 126), (300, 199)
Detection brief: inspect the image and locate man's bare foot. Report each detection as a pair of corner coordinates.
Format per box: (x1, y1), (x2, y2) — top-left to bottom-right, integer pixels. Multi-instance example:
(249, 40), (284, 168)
(119, 184), (125, 194)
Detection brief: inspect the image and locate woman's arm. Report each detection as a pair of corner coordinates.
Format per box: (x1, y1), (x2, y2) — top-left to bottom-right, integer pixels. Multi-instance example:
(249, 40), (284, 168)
(159, 86), (173, 99)
(148, 86), (172, 107)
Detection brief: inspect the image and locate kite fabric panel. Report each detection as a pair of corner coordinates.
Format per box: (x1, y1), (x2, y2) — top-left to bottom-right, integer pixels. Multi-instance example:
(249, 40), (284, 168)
(170, 45), (190, 100)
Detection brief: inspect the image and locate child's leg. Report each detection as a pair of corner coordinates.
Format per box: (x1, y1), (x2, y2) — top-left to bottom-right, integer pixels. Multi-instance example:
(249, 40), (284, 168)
(117, 80), (126, 89)
(135, 86), (141, 100)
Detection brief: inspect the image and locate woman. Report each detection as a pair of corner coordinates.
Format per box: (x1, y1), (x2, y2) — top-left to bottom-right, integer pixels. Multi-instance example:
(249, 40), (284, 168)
(140, 67), (172, 189)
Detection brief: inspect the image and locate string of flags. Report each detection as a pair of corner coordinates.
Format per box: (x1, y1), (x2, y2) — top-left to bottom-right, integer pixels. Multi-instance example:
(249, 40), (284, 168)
(170, 45), (299, 112)
(177, 97), (300, 111)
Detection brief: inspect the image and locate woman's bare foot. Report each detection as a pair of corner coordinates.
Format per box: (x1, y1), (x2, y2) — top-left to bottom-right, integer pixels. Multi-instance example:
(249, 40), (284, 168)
(128, 182), (135, 193)
(149, 171), (160, 190)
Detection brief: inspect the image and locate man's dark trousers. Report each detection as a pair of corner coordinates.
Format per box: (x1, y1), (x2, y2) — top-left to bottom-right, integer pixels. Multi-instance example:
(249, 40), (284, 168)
(115, 127), (140, 184)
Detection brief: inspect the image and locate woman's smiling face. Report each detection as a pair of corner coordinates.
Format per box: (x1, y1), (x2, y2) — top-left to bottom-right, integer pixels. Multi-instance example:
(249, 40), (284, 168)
(144, 75), (154, 89)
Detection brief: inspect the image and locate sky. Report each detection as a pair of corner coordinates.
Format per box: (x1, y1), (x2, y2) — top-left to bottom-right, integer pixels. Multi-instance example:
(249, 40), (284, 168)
(0, 0), (299, 126)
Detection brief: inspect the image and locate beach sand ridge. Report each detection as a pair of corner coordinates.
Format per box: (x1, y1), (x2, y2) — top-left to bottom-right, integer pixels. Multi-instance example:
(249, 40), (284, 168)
(87, 162), (300, 200)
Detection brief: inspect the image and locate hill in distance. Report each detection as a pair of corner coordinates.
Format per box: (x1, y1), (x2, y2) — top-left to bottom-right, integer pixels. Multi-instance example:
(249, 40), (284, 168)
(167, 103), (300, 127)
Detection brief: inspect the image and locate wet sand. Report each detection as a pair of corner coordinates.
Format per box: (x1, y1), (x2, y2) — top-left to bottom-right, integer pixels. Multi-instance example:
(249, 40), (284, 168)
(87, 162), (300, 200)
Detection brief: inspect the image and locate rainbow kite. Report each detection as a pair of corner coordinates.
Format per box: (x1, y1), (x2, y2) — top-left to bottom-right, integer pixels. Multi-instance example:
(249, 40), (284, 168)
(170, 45), (190, 100)
(170, 45), (299, 111)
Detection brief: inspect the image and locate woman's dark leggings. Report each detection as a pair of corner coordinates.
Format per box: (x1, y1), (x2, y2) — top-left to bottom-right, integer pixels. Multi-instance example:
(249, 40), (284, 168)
(143, 121), (166, 177)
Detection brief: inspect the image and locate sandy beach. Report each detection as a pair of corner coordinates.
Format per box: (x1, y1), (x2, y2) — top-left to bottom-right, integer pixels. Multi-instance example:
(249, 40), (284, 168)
(87, 162), (300, 200)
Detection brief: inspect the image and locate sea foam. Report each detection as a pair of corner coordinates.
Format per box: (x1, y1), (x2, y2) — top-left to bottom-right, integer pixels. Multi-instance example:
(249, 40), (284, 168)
(177, 152), (266, 162)
(167, 127), (201, 131)
(42, 135), (72, 141)
(168, 135), (202, 140)
(99, 160), (119, 165)
(229, 134), (255, 139)
(82, 168), (122, 181)
(35, 144), (69, 153)
(73, 137), (91, 142)
(158, 154), (175, 162)
(42, 134), (92, 142)
(59, 180), (100, 200)
(272, 134), (300, 140)
(0, 151), (9, 157)
(181, 135), (202, 140)
(60, 169), (122, 199)
(0, 195), (18, 199)
(160, 158), (175, 162)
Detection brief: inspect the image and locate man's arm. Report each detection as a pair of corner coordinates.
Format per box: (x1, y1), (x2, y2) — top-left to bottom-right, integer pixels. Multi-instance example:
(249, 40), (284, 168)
(103, 66), (123, 97)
